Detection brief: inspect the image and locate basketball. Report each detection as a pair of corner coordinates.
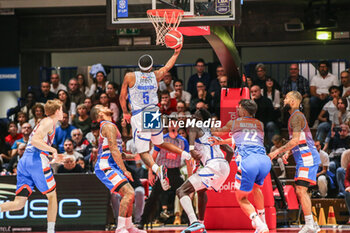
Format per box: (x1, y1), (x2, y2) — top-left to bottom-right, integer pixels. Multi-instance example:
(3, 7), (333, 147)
(164, 30), (183, 49)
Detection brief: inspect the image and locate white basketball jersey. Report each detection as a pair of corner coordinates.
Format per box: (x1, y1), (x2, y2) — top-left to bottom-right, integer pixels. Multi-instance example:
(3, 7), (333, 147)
(194, 129), (225, 165)
(128, 71), (158, 114)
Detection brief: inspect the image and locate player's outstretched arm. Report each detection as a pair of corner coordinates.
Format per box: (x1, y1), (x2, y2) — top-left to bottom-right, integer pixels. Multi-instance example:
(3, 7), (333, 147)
(119, 72), (133, 123)
(211, 120), (233, 137)
(155, 44), (182, 82)
(268, 114), (302, 160)
(31, 118), (57, 155)
(220, 144), (234, 163)
(104, 124), (134, 181)
(209, 137), (232, 146)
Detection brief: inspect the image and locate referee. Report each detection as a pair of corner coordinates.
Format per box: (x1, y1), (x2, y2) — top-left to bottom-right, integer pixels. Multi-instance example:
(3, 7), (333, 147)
(138, 118), (192, 229)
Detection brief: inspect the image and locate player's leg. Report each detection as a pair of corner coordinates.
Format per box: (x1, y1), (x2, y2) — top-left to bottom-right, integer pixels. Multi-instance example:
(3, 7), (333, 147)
(45, 189), (58, 233)
(117, 183), (136, 233)
(197, 190), (207, 223)
(0, 196), (27, 212)
(252, 185), (266, 224)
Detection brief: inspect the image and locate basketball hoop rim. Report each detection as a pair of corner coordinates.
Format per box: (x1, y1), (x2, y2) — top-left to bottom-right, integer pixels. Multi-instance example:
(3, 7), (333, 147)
(147, 9), (184, 18)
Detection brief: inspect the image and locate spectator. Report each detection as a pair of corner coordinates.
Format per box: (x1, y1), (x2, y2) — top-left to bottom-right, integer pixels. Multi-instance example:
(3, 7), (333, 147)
(50, 73), (67, 94)
(315, 141), (331, 198)
(189, 81), (212, 113)
(344, 161), (350, 223)
(86, 122), (100, 147)
(271, 135), (287, 178)
(37, 81), (56, 103)
(116, 117), (132, 142)
(71, 129), (92, 158)
(28, 103), (45, 128)
(170, 80), (191, 109)
(16, 111), (28, 134)
(282, 64), (310, 121)
(328, 124), (350, 174)
(195, 100), (209, 112)
(53, 111), (76, 153)
(310, 61), (339, 127)
(178, 128), (188, 140)
(20, 91), (37, 120)
(76, 157), (90, 173)
(57, 155), (84, 173)
(68, 78), (86, 105)
(158, 90), (177, 115)
(106, 82), (121, 109)
(187, 58), (210, 97)
(331, 97), (350, 132)
(76, 74), (90, 96)
(253, 63), (281, 90)
(209, 65), (226, 97)
(99, 93), (119, 122)
(5, 121), (23, 147)
(10, 123), (32, 157)
(6, 143), (26, 174)
(250, 85), (279, 148)
(57, 89), (76, 122)
(340, 71), (350, 98)
(83, 97), (93, 113)
(159, 72), (175, 92)
(336, 140), (350, 198)
(213, 75), (228, 118)
(88, 71), (108, 98)
(138, 119), (191, 229)
(72, 104), (92, 136)
(316, 86), (341, 143)
(170, 101), (191, 118)
(63, 139), (83, 160)
(262, 77), (281, 110)
(246, 77), (253, 89)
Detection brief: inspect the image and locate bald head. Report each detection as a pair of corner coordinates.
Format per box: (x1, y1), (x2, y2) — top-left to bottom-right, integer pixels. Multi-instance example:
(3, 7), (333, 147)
(283, 91), (302, 110)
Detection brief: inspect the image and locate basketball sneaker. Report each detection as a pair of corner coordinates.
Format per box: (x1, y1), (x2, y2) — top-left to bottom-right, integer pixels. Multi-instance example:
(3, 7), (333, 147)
(127, 226), (147, 233)
(314, 223), (321, 233)
(298, 225), (317, 233)
(157, 165), (170, 191)
(255, 223), (269, 233)
(115, 227), (129, 233)
(181, 222), (206, 233)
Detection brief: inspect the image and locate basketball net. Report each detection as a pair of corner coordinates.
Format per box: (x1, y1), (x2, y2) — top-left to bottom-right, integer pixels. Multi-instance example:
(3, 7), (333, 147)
(147, 9), (184, 46)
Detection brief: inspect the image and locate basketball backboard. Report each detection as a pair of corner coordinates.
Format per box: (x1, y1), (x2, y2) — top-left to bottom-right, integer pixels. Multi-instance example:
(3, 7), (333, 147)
(106, 0), (241, 29)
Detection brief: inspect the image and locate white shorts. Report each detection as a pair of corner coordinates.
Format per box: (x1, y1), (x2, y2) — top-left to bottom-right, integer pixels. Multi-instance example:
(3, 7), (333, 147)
(131, 113), (164, 153)
(188, 159), (230, 192)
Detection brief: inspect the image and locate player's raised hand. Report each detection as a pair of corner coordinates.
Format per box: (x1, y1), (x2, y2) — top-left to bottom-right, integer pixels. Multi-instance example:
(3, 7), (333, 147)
(174, 43), (183, 53)
(208, 136), (220, 145)
(282, 152), (289, 165)
(51, 154), (66, 164)
(123, 113), (131, 124)
(124, 170), (134, 182)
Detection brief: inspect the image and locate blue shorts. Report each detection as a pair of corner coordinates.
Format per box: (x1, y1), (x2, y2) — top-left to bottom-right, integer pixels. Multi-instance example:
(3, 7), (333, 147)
(16, 150), (56, 196)
(235, 154), (271, 192)
(294, 164), (318, 186)
(95, 154), (128, 193)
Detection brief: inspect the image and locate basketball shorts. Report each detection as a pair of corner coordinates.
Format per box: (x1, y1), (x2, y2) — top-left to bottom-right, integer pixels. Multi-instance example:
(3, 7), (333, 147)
(131, 113), (164, 153)
(16, 150), (56, 196)
(95, 155), (128, 193)
(188, 158), (230, 192)
(235, 154), (271, 192)
(294, 164), (318, 186)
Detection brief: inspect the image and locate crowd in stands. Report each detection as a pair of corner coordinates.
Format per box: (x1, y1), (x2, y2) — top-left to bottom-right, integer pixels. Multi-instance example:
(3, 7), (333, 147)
(1, 59), (350, 224)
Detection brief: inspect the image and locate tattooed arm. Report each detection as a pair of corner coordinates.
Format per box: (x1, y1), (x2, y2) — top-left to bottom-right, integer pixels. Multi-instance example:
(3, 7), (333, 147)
(268, 113), (303, 160)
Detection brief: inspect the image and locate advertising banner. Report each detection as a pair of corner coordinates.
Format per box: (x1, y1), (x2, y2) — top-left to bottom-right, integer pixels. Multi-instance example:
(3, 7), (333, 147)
(0, 67), (20, 91)
(0, 174), (109, 231)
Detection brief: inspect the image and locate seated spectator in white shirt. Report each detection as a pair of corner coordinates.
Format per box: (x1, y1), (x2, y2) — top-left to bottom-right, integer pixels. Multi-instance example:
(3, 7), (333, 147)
(310, 61), (340, 127)
(76, 73), (90, 97)
(50, 73), (67, 94)
(170, 80), (191, 109)
(159, 72), (175, 93)
(315, 141), (330, 198)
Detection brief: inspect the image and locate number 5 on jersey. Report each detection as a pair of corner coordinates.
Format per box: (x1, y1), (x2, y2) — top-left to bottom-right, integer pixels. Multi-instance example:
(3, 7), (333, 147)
(143, 92), (149, 104)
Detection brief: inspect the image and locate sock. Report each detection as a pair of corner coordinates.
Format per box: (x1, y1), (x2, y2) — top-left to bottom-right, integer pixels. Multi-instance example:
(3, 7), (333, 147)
(250, 212), (264, 228)
(305, 214), (314, 227)
(47, 222), (55, 233)
(180, 196), (197, 224)
(125, 216), (133, 229)
(257, 209), (266, 223)
(152, 164), (159, 174)
(198, 220), (204, 224)
(117, 216), (126, 230)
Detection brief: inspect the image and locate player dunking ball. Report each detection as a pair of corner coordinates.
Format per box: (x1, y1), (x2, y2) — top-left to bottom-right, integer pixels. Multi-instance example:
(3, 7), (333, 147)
(0, 99), (64, 233)
(91, 105), (146, 233)
(119, 45), (191, 191)
(269, 91), (321, 233)
(177, 108), (233, 233)
(211, 99), (271, 233)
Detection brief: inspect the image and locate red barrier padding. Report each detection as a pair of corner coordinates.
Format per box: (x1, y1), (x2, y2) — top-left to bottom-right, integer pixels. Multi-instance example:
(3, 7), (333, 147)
(273, 185), (299, 210)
